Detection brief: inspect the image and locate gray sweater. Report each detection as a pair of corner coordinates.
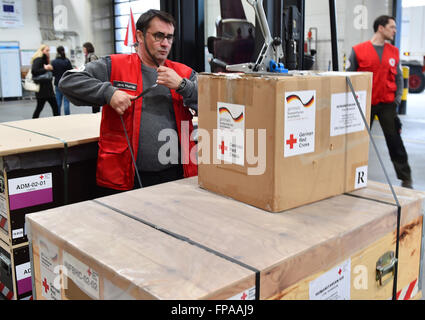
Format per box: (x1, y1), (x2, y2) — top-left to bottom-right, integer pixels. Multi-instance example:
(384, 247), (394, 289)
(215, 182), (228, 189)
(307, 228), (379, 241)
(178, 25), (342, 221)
(347, 45), (403, 105)
(59, 56), (198, 172)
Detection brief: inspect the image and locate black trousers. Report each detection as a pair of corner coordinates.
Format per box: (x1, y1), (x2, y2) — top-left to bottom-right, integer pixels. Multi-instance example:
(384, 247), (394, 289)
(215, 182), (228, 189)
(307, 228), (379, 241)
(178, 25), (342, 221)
(33, 97), (59, 118)
(95, 165), (184, 198)
(370, 102), (411, 181)
(92, 106), (101, 113)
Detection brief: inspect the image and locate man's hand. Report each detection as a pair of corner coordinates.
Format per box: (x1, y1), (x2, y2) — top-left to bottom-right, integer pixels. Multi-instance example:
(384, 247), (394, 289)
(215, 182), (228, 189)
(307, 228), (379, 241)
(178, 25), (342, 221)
(109, 90), (137, 115)
(157, 66), (182, 90)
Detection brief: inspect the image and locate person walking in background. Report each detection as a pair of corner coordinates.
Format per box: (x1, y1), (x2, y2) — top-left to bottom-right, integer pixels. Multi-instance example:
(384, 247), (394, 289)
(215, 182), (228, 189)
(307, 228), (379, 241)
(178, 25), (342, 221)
(83, 42), (101, 113)
(51, 46), (73, 115)
(83, 42), (98, 64)
(347, 15), (413, 188)
(31, 44), (59, 119)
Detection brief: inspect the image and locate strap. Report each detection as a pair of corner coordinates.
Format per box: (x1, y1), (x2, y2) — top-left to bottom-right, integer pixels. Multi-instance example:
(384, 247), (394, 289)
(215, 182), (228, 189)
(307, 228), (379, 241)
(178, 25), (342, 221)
(93, 199), (261, 300)
(346, 76), (401, 300)
(119, 115), (143, 188)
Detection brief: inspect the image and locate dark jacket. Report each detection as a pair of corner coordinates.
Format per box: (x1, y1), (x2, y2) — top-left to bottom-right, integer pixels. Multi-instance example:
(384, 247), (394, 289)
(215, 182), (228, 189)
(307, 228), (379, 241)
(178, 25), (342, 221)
(51, 57), (73, 86)
(31, 54), (55, 99)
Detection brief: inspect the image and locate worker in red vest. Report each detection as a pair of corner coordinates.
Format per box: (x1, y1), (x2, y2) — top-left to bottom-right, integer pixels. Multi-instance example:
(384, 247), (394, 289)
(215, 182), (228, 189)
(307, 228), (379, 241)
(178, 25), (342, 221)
(60, 10), (198, 196)
(347, 15), (412, 189)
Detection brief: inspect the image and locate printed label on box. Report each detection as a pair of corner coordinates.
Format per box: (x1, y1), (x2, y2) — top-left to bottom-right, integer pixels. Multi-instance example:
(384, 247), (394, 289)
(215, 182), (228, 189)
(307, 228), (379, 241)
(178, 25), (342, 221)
(103, 279), (135, 300)
(12, 228), (24, 239)
(284, 90), (316, 158)
(8, 173), (53, 210)
(355, 166), (368, 189)
(15, 262), (32, 295)
(228, 286), (256, 300)
(0, 196), (7, 219)
(330, 91), (367, 136)
(63, 251), (100, 300)
(0, 174), (7, 231)
(217, 102), (245, 166)
(0, 173), (7, 220)
(309, 258), (351, 300)
(39, 236), (62, 300)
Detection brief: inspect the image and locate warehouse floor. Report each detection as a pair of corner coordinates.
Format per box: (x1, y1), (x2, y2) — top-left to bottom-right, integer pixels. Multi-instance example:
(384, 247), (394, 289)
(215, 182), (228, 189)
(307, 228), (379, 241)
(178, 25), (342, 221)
(0, 91), (424, 300)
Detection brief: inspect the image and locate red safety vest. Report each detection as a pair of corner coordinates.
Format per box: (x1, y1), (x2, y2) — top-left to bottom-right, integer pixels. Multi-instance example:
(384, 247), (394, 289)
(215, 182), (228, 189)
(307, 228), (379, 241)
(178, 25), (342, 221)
(96, 53), (198, 190)
(353, 41), (399, 105)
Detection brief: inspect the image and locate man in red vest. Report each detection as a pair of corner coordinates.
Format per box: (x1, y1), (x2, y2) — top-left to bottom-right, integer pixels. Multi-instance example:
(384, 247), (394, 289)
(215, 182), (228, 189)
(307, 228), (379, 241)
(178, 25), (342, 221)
(347, 15), (412, 188)
(60, 10), (198, 196)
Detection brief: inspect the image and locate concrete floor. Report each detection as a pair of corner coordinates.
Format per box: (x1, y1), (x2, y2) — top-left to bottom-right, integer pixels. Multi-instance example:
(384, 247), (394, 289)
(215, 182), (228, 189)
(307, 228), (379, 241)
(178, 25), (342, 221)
(0, 91), (424, 300)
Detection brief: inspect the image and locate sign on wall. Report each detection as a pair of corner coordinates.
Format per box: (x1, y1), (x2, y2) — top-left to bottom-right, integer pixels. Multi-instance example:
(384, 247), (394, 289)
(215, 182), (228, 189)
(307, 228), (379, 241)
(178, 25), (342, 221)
(0, 0), (23, 28)
(0, 41), (22, 98)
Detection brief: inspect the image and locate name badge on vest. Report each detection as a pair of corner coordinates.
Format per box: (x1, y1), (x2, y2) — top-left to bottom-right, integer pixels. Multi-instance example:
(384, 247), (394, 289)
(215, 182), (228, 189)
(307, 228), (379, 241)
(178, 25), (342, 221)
(113, 81), (137, 91)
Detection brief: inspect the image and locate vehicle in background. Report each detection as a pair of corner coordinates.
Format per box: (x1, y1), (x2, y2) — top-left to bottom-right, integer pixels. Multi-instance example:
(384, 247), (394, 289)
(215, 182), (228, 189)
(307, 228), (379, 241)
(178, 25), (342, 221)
(400, 5), (425, 93)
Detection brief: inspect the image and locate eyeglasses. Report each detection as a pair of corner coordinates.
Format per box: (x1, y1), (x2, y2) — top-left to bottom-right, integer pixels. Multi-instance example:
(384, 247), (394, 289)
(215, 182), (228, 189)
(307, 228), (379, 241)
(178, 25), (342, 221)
(147, 32), (175, 44)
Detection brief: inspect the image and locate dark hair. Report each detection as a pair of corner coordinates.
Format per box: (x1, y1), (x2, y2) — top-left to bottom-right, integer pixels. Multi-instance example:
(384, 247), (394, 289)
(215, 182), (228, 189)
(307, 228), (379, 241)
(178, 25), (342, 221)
(57, 46), (66, 59)
(373, 15), (395, 33)
(136, 9), (176, 34)
(83, 42), (95, 53)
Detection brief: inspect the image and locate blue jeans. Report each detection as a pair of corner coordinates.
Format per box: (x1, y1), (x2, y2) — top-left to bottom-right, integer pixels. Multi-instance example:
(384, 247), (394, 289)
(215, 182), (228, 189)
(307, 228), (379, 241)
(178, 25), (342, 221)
(55, 85), (70, 115)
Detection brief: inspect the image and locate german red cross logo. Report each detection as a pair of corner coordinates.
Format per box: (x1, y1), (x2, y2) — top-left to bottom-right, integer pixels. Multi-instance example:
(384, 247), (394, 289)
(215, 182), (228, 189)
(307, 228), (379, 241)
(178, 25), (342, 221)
(219, 141), (227, 155)
(286, 134), (297, 149)
(42, 278), (50, 293)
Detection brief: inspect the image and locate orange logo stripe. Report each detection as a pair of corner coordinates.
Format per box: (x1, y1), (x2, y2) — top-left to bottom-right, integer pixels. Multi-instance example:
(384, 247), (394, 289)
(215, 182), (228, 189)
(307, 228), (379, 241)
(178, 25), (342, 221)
(219, 107), (244, 122)
(286, 95), (315, 108)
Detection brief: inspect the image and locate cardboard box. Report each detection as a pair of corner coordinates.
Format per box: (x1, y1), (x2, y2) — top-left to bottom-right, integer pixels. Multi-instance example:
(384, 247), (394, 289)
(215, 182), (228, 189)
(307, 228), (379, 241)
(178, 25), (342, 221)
(0, 239), (32, 300)
(197, 71), (372, 212)
(94, 177), (423, 300)
(27, 177), (424, 300)
(0, 115), (100, 246)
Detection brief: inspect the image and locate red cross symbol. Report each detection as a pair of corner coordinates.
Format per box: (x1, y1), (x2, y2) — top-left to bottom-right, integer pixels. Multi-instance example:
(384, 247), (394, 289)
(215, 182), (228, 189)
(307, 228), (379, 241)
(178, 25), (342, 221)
(241, 292), (247, 300)
(219, 141), (228, 155)
(286, 134), (297, 149)
(42, 278), (50, 293)
(87, 268), (92, 277)
(40, 175), (44, 180)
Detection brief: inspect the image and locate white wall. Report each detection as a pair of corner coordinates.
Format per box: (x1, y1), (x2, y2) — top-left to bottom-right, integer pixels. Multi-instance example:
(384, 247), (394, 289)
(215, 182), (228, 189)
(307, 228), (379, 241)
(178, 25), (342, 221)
(0, 0), (42, 50)
(0, 0), (113, 68)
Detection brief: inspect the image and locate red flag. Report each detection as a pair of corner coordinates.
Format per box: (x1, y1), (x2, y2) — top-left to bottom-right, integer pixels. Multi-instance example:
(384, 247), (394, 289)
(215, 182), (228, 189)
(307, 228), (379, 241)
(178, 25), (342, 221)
(124, 8), (136, 47)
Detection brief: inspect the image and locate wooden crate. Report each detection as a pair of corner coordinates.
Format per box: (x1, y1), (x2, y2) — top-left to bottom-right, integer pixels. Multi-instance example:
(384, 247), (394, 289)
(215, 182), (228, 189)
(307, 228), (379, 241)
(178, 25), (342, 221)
(27, 201), (256, 300)
(96, 178), (424, 300)
(0, 239), (32, 300)
(0, 114), (100, 246)
(26, 176), (424, 300)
